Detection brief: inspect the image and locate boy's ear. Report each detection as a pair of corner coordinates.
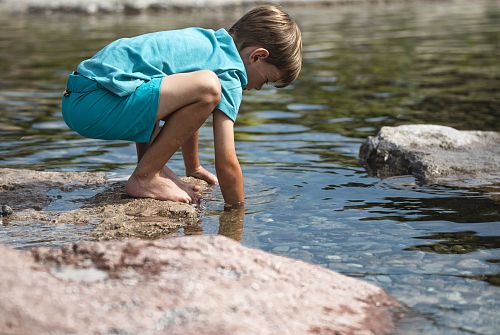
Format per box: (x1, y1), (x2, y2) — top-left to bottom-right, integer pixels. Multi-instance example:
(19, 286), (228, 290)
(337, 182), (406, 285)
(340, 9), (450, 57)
(250, 48), (269, 62)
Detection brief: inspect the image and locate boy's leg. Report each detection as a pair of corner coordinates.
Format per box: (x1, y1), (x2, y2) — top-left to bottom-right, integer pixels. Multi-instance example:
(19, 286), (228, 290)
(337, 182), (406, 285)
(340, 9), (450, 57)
(126, 70), (221, 202)
(135, 127), (201, 198)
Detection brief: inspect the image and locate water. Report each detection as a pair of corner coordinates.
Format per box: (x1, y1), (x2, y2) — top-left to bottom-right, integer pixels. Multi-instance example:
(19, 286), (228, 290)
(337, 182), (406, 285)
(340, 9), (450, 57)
(1, 1), (499, 333)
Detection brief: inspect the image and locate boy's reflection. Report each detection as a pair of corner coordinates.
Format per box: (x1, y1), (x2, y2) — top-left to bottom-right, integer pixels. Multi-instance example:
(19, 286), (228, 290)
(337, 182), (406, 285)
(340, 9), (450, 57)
(217, 207), (244, 241)
(183, 207), (245, 241)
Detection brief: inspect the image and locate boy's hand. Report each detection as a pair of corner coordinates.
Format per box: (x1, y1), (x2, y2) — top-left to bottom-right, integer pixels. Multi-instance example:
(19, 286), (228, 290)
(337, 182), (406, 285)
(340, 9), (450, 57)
(187, 165), (219, 185)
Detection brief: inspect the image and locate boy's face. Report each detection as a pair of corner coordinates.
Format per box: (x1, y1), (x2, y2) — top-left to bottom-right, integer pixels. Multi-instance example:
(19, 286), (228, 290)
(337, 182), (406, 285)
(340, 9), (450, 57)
(241, 47), (282, 91)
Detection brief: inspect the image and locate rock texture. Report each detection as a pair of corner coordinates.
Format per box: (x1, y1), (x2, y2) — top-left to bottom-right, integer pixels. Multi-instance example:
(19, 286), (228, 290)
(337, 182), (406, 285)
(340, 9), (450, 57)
(0, 168), (206, 240)
(359, 125), (500, 187)
(0, 235), (402, 335)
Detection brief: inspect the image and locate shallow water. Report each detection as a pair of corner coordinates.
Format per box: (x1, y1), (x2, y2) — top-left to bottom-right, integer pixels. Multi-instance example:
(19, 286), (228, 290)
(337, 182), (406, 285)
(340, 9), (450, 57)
(1, 1), (499, 333)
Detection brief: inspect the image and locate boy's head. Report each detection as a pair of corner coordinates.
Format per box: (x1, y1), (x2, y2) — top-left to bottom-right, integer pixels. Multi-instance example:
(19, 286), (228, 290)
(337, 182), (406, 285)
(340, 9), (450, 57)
(229, 5), (302, 90)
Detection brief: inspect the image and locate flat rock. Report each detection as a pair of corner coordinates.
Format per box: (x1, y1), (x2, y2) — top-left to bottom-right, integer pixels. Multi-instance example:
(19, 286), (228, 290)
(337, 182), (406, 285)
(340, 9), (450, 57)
(359, 125), (500, 188)
(0, 235), (402, 334)
(0, 168), (207, 240)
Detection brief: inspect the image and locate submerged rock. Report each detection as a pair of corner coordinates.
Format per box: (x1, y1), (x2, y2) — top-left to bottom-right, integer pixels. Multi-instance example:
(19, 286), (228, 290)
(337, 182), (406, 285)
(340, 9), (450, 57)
(1, 205), (13, 216)
(359, 125), (500, 188)
(0, 235), (402, 334)
(0, 168), (206, 239)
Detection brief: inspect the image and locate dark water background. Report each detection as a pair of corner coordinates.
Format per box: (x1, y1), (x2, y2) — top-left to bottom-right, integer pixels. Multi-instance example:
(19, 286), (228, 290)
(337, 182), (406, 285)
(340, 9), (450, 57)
(1, 1), (499, 333)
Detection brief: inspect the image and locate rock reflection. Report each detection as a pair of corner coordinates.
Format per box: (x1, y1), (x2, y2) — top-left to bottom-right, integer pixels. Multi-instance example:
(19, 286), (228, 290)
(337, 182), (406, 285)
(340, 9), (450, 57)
(345, 195), (500, 223)
(462, 273), (500, 287)
(405, 231), (500, 254)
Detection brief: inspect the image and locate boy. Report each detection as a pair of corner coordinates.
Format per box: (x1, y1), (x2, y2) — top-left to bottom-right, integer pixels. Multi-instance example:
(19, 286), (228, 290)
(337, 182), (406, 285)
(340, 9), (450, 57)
(62, 5), (302, 206)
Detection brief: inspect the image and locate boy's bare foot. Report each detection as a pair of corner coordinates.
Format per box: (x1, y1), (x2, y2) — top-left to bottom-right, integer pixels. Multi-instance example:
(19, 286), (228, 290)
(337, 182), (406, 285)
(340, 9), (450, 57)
(187, 166), (219, 185)
(161, 166), (201, 202)
(126, 172), (192, 203)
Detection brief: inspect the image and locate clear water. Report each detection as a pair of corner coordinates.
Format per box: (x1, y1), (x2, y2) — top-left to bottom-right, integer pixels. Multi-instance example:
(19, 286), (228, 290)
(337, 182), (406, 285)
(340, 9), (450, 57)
(1, 1), (499, 333)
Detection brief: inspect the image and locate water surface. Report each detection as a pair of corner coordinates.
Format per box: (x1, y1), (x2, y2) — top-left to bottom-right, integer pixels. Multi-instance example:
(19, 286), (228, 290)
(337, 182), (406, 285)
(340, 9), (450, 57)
(1, 1), (499, 334)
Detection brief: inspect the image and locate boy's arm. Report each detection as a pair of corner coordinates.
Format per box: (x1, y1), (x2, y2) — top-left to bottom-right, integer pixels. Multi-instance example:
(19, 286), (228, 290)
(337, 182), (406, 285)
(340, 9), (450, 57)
(213, 109), (244, 206)
(182, 131), (218, 184)
(182, 131), (201, 174)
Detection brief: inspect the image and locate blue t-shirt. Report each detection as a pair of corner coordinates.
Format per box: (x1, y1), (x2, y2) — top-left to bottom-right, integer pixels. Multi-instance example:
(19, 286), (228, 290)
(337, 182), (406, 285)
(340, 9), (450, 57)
(77, 27), (248, 122)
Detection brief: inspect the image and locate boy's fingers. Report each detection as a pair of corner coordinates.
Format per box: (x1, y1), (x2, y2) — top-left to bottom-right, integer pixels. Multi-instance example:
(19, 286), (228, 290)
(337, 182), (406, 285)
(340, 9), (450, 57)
(202, 173), (218, 185)
(210, 176), (219, 185)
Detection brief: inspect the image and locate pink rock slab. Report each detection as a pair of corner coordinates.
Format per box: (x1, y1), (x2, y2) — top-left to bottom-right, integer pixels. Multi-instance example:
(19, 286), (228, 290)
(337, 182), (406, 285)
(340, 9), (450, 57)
(0, 235), (402, 334)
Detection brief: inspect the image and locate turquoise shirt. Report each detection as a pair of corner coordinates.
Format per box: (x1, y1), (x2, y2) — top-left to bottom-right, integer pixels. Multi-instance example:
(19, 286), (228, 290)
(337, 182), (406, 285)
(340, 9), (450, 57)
(77, 27), (248, 122)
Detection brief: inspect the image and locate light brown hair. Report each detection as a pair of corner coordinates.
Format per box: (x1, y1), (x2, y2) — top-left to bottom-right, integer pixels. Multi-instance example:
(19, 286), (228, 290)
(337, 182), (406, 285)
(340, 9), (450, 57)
(229, 5), (302, 88)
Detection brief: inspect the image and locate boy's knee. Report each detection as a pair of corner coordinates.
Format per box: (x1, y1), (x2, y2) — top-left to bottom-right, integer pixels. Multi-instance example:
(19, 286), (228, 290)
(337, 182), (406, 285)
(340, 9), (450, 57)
(196, 70), (221, 106)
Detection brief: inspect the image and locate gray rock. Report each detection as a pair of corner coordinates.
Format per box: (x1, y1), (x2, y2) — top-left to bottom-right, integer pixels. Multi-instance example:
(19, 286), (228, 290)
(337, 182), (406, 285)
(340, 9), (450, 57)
(1, 205), (13, 216)
(359, 125), (500, 187)
(0, 236), (402, 335)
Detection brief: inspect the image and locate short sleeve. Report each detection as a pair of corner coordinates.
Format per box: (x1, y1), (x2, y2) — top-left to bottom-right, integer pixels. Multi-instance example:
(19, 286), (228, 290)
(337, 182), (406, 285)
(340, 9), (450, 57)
(216, 70), (245, 122)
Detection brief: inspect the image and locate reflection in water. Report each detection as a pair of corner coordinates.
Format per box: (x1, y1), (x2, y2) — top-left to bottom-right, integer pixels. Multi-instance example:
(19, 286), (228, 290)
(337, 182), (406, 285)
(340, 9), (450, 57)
(183, 223), (204, 236)
(344, 195), (500, 223)
(218, 208), (245, 241)
(463, 273), (500, 287)
(186, 208), (244, 242)
(405, 231), (500, 254)
(1, 1), (500, 334)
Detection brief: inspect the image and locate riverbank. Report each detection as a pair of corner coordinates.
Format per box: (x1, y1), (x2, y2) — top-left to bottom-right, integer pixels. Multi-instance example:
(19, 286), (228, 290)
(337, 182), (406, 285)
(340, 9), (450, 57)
(0, 168), (402, 334)
(0, 0), (433, 14)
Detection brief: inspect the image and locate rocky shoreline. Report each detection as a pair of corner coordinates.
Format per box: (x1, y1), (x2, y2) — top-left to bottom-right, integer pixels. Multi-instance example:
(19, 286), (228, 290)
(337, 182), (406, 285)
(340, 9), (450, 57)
(3, 120), (500, 333)
(0, 167), (402, 334)
(0, 168), (206, 240)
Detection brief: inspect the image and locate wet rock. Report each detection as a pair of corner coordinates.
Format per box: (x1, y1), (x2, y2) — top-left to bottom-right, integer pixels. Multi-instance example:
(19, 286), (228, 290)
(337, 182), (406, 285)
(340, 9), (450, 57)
(0, 235), (402, 334)
(0, 168), (206, 239)
(0, 168), (107, 211)
(1, 205), (13, 216)
(359, 125), (500, 188)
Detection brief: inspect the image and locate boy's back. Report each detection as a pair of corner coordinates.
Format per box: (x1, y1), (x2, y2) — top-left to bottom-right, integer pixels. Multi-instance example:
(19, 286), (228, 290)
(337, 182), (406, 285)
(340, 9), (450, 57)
(77, 27), (247, 121)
